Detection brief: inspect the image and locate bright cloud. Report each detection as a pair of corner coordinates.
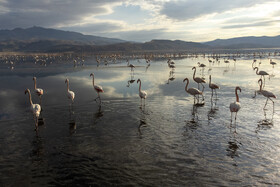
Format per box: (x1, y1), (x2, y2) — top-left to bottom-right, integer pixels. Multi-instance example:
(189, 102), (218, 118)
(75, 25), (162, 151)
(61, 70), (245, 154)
(0, 0), (280, 42)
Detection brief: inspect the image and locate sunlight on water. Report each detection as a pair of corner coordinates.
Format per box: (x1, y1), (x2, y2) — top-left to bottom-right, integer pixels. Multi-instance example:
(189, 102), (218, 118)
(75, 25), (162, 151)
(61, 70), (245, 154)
(0, 52), (280, 186)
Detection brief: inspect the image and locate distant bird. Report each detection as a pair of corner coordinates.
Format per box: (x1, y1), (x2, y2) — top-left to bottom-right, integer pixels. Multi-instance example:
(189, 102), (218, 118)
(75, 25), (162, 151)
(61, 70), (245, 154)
(192, 67), (206, 91)
(229, 86), (241, 123)
(270, 59), (277, 68)
(25, 89), (41, 130)
(137, 79), (147, 103)
(254, 67), (269, 85)
(183, 77), (204, 103)
(209, 75), (220, 97)
(127, 59), (135, 71)
(258, 79), (276, 110)
(90, 73), (104, 103)
(33, 77), (44, 99)
(65, 79), (75, 103)
(197, 62), (206, 68)
(167, 60), (175, 68)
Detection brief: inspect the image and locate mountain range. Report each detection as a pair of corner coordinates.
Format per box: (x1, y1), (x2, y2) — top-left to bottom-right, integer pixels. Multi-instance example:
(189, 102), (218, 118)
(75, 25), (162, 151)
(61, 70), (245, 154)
(0, 26), (279, 53)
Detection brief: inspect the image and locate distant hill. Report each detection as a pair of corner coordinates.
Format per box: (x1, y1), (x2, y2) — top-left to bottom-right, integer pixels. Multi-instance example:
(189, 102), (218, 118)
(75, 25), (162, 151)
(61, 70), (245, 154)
(0, 26), (126, 45)
(0, 39), (209, 53)
(204, 35), (280, 48)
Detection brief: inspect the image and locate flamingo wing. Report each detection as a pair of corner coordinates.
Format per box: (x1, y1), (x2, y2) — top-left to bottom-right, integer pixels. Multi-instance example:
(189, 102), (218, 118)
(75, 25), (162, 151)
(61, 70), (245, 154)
(229, 102), (241, 112)
(140, 90), (147, 99)
(68, 91), (75, 100)
(261, 90), (276, 98)
(35, 88), (44, 95)
(94, 85), (104, 92)
(32, 104), (41, 117)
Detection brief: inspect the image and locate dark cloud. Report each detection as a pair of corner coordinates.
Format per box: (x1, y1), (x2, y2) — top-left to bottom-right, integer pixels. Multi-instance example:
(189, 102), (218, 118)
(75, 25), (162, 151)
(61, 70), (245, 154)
(222, 20), (278, 29)
(160, 0), (275, 21)
(0, 0), (122, 29)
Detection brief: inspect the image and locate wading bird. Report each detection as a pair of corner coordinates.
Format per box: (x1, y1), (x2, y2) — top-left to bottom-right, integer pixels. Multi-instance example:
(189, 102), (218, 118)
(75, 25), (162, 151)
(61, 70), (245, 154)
(137, 79), (147, 103)
(33, 77), (43, 103)
(183, 77), (204, 104)
(65, 79), (75, 103)
(90, 73), (104, 103)
(258, 79), (276, 111)
(229, 86), (241, 123)
(25, 89), (41, 130)
(254, 67), (269, 86)
(209, 75), (220, 97)
(192, 67), (206, 91)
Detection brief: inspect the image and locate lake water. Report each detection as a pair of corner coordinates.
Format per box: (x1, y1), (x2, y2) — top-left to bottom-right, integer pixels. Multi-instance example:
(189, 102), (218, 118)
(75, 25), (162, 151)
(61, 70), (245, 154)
(0, 52), (280, 186)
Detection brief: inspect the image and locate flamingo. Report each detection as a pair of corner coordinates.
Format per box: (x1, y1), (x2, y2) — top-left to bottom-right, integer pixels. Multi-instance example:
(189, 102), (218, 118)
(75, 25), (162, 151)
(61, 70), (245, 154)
(137, 79), (147, 103)
(209, 75), (220, 97)
(258, 79), (276, 110)
(192, 67), (206, 91)
(90, 73), (104, 103)
(197, 62), (206, 68)
(254, 67), (269, 86)
(25, 89), (41, 130)
(33, 77), (43, 100)
(65, 79), (75, 103)
(270, 59), (277, 68)
(127, 59), (135, 71)
(229, 86), (241, 123)
(183, 78), (204, 103)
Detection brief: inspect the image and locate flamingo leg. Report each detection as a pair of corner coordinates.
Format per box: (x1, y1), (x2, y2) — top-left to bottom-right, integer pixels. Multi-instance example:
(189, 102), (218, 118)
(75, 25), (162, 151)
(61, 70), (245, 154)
(269, 97), (274, 112)
(264, 98), (269, 110)
(201, 83), (205, 92)
(230, 112), (233, 123)
(235, 112), (238, 121)
(211, 89), (213, 97)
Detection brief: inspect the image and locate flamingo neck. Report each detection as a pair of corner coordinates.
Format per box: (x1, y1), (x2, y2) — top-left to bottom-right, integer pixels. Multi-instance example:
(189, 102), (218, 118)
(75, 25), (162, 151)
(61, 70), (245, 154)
(34, 79), (37, 89)
(193, 68), (196, 79)
(259, 80), (263, 91)
(255, 67), (259, 75)
(67, 81), (70, 91)
(138, 80), (141, 92)
(92, 75), (95, 86)
(185, 79), (189, 91)
(235, 88), (239, 102)
(27, 90), (33, 105)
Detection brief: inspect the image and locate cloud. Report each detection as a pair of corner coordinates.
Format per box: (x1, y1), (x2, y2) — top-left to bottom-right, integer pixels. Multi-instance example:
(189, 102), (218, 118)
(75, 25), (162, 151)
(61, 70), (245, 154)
(160, 0), (275, 21)
(0, 0), (122, 29)
(222, 20), (279, 29)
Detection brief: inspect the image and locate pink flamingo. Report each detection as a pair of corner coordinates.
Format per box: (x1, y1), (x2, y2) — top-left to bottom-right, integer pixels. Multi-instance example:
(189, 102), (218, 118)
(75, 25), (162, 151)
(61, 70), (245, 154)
(192, 67), (206, 91)
(90, 73), (104, 103)
(183, 77), (204, 103)
(229, 87), (241, 122)
(25, 89), (41, 130)
(209, 75), (220, 97)
(254, 67), (269, 86)
(258, 79), (276, 110)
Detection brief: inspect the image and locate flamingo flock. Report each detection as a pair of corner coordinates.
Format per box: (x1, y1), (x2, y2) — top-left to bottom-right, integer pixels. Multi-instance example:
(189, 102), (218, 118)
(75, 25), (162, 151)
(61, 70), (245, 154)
(24, 55), (277, 132)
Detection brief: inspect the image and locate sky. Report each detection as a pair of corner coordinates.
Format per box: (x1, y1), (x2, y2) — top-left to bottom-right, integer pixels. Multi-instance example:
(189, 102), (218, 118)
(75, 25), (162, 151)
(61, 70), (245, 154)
(0, 0), (280, 42)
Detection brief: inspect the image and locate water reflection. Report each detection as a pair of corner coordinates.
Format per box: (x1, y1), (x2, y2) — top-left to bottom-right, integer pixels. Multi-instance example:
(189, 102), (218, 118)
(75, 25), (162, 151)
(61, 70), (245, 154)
(69, 105), (76, 135)
(255, 110), (274, 133)
(30, 134), (45, 162)
(167, 70), (175, 84)
(92, 105), (104, 126)
(126, 72), (135, 87)
(226, 135), (240, 160)
(208, 97), (218, 122)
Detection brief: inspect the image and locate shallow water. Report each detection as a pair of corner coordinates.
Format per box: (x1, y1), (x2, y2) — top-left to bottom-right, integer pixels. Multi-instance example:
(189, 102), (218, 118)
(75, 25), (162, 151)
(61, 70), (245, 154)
(0, 53), (280, 186)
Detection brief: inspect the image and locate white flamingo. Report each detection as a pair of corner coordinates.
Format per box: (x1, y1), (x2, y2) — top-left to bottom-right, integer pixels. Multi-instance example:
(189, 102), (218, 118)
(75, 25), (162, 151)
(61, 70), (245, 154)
(229, 86), (241, 123)
(33, 77), (43, 101)
(258, 79), (276, 110)
(25, 89), (41, 130)
(209, 75), (220, 97)
(183, 77), (204, 103)
(90, 73), (104, 103)
(65, 79), (75, 103)
(192, 67), (206, 91)
(137, 79), (147, 103)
